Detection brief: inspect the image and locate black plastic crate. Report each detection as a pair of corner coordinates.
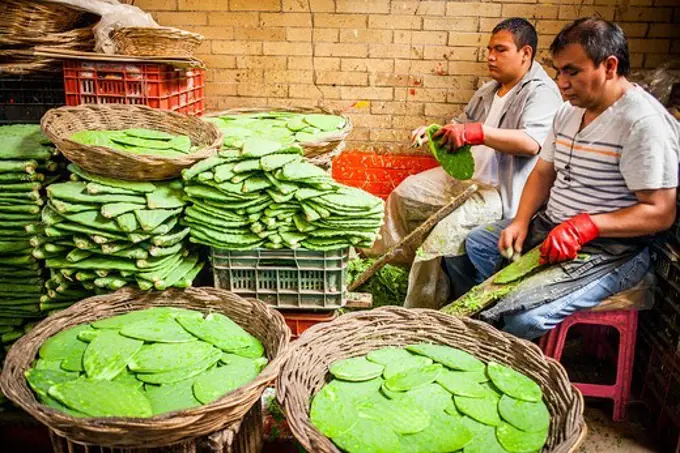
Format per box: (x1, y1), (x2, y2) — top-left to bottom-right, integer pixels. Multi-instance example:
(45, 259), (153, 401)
(0, 75), (65, 125)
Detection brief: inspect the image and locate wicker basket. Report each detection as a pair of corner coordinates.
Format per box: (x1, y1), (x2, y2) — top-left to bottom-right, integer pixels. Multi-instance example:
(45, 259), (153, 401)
(277, 307), (587, 453)
(111, 26), (205, 57)
(41, 104), (224, 180)
(205, 106), (353, 168)
(0, 287), (291, 449)
(0, 0), (87, 39)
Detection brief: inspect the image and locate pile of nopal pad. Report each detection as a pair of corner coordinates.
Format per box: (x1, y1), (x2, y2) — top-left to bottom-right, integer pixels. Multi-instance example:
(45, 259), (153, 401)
(181, 137), (384, 251)
(0, 125), (62, 361)
(39, 164), (202, 301)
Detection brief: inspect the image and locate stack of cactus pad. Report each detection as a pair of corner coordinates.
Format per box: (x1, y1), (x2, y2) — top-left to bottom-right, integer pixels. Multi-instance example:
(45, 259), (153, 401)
(181, 138), (384, 251)
(0, 125), (62, 361)
(39, 164), (202, 296)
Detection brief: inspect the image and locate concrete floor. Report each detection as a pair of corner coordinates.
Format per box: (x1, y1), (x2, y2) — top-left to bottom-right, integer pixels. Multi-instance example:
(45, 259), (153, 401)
(580, 401), (659, 452)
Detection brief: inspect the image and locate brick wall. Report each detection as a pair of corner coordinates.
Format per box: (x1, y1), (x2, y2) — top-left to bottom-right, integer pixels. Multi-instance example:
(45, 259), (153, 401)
(136, 0), (679, 151)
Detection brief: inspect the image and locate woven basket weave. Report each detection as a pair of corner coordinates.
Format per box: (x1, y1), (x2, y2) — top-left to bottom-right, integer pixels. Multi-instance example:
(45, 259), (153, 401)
(0, 287), (291, 448)
(111, 26), (205, 57)
(277, 307), (587, 453)
(0, 0), (86, 38)
(205, 106), (353, 169)
(41, 104), (224, 181)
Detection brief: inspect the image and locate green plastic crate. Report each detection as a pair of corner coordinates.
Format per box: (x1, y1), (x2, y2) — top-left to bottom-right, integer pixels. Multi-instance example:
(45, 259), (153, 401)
(211, 247), (348, 310)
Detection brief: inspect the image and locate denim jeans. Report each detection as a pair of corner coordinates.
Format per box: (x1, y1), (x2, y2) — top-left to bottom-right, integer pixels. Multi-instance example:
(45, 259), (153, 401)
(458, 219), (651, 339)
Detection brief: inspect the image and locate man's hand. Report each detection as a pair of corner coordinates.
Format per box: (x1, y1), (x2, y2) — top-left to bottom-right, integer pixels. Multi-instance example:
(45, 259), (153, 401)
(433, 123), (484, 153)
(411, 126), (428, 147)
(540, 213), (599, 264)
(499, 219), (530, 259)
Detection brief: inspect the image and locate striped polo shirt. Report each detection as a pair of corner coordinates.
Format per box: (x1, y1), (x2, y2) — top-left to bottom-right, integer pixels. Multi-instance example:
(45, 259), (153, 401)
(541, 86), (679, 224)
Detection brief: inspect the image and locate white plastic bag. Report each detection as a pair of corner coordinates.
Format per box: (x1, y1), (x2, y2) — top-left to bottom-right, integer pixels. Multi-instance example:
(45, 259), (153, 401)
(43, 0), (158, 53)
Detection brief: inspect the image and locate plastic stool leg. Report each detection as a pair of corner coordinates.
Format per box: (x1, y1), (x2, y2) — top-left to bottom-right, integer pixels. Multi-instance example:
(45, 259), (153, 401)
(611, 311), (638, 422)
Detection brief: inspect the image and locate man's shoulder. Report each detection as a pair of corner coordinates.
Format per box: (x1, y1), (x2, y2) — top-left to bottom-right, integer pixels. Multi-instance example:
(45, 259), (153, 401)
(619, 86), (676, 125)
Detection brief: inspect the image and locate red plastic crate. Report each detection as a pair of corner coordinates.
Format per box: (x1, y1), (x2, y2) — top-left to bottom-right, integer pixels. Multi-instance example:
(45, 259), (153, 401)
(281, 310), (339, 339)
(63, 60), (204, 115)
(332, 151), (439, 199)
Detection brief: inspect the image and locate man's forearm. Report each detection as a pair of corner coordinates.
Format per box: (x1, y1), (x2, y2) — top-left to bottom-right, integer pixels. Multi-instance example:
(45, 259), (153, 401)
(482, 126), (540, 156)
(513, 163), (555, 224)
(591, 188), (677, 237)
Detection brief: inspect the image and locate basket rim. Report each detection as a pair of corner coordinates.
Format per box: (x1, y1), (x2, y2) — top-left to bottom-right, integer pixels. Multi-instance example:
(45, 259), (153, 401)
(276, 306), (587, 453)
(204, 106), (353, 147)
(0, 287), (291, 446)
(111, 26), (205, 42)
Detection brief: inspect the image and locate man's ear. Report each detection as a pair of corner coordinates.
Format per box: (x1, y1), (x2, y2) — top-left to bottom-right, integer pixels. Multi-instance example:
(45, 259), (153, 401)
(604, 55), (619, 80)
(521, 45), (533, 64)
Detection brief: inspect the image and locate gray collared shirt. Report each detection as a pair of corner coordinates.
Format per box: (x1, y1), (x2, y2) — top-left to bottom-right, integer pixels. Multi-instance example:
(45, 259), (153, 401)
(454, 62), (562, 218)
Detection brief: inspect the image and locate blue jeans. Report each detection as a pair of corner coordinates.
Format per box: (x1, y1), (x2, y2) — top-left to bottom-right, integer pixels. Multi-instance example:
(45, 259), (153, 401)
(462, 219), (651, 340)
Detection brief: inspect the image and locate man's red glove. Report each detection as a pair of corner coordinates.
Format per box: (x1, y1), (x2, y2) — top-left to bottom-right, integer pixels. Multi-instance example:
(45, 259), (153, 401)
(433, 123), (484, 152)
(540, 213), (599, 264)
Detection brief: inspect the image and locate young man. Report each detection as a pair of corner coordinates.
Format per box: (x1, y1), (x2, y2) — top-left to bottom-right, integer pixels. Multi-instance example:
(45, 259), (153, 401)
(465, 18), (679, 339)
(369, 18), (562, 308)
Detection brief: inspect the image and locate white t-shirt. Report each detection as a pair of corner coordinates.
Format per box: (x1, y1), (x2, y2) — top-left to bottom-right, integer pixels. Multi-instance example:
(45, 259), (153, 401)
(470, 91), (511, 186)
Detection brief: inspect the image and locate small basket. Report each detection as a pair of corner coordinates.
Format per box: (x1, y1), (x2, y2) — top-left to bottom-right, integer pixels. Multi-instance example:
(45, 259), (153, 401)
(111, 26), (205, 58)
(205, 106), (353, 168)
(277, 307), (587, 453)
(211, 247), (348, 310)
(0, 287), (291, 449)
(41, 104), (223, 180)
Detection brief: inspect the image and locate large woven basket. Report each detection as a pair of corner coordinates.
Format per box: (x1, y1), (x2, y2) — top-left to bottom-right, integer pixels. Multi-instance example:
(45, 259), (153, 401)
(205, 106), (353, 168)
(111, 26), (205, 57)
(277, 307), (587, 453)
(41, 104), (223, 180)
(0, 0), (87, 39)
(0, 287), (291, 449)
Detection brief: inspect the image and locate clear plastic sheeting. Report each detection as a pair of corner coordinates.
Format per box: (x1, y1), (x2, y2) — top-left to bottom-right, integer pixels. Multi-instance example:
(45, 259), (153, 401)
(43, 0), (158, 54)
(364, 165), (502, 309)
(405, 184), (501, 309)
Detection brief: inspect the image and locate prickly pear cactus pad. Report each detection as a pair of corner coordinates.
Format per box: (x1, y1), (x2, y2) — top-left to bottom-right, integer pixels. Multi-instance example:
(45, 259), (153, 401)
(426, 124), (475, 181)
(310, 344), (550, 453)
(25, 307), (268, 418)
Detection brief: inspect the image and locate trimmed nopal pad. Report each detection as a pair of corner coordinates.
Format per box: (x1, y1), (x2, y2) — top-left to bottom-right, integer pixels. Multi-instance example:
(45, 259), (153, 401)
(39, 325), (92, 360)
(498, 394), (550, 433)
(357, 397), (430, 434)
(310, 384), (358, 438)
(399, 383), (456, 414)
(382, 355), (433, 380)
(128, 341), (218, 373)
(329, 357), (384, 382)
(145, 378), (202, 415)
(193, 360), (259, 404)
(461, 418), (507, 453)
(176, 312), (262, 354)
(407, 343), (485, 371)
(488, 362), (543, 402)
(455, 392), (502, 426)
(496, 422), (548, 453)
(120, 317), (197, 343)
(385, 363), (443, 392)
(333, 417), (399, 453)
(83, 330), (143, 380)
(436, 370), (488, 398)
(136, 348), (222, 385)
(25, 369), (79, 398)
(60, 340), (89, 372)
(91, 307), (193, 330)
(49, 377), (152, 418)
(327, 377), (384, 404)
(399, 412), (474, 453)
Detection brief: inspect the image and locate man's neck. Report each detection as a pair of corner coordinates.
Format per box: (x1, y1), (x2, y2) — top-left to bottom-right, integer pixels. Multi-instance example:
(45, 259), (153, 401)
(585, 77), (632, 122)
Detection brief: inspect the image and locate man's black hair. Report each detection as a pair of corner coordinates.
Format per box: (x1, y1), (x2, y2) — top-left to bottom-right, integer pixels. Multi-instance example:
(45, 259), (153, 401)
(492, 18), (538, 60)
(550, 17), (630, 76)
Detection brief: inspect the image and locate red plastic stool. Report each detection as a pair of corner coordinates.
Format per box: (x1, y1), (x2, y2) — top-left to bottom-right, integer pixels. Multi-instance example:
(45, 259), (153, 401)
(539, 309), (638, 422)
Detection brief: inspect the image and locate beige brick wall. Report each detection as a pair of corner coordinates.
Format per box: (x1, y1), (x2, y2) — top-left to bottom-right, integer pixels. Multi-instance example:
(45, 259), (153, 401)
(137, 0), (680, 151)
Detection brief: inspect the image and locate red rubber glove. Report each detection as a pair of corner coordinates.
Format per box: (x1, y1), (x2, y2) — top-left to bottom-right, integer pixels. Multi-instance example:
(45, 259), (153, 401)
(540, 213), (599, 265)
(433, 123), (485, 152)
